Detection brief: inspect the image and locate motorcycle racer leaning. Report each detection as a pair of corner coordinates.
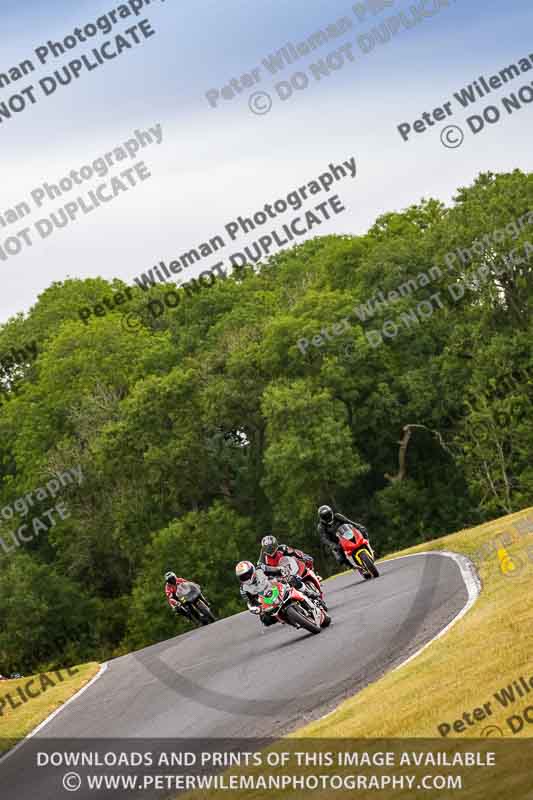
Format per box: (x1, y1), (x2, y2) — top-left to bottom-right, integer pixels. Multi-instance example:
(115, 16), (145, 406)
(164, 571), (194, 620)
(236, 561), (278, 626)
(257, 535), (324, 602)
(317, 505), (371, 565)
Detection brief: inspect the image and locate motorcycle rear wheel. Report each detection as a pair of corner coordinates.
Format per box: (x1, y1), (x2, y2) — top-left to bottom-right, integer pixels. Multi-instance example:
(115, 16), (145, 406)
(285, 604), (321, 634)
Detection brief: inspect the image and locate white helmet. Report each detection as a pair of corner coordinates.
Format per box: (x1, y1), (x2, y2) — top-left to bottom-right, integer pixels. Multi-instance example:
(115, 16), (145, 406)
(235, 560), (255, 583)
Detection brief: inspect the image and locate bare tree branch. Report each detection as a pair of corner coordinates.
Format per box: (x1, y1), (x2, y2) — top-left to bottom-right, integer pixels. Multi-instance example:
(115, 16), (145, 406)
(385, 424), (454, 483)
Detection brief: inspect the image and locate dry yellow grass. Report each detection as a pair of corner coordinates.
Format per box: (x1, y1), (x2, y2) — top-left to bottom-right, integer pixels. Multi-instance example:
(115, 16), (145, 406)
(298, 506), (533, 739)
(0, 662), (100, 753)
(185, 507), (533, 800)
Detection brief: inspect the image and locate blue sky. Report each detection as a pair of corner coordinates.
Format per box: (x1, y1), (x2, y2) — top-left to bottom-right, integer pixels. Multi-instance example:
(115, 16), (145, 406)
(1, 0), (532, 321)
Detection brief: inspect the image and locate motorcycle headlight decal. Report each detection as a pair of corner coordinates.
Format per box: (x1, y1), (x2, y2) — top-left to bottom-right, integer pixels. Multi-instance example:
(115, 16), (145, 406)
(262, 586), (279, 605)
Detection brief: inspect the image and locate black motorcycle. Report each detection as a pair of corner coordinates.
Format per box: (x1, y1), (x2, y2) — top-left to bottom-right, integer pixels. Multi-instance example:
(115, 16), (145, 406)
(173, 582), (216, 626)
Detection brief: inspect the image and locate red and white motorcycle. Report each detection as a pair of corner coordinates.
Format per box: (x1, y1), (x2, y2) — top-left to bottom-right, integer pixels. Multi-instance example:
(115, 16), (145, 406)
(257, 569), (331, 635)
(336, 523), (380, 580)
(278, 555), (326, 608)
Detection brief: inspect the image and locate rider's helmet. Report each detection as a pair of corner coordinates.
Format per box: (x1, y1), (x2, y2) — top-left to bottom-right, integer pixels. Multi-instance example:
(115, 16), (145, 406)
(235, 560), (256, 583)
(318, 505), (334, 524)
(165, 571), (177, 585)
(261, 535), (278, 555)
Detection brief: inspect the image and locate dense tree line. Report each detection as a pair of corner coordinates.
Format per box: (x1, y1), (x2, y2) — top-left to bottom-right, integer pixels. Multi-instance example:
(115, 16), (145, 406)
(1, 169), (532, 673)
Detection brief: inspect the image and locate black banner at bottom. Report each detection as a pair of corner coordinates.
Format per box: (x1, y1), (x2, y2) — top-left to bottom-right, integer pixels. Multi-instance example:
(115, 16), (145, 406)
(0, 737), (531, 800)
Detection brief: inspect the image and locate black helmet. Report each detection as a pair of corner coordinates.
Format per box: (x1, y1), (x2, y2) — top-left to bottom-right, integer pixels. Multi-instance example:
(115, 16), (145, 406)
(165, 571), (177, 585)
(261, 535), (278, 555)
(318, 505), (334, 524)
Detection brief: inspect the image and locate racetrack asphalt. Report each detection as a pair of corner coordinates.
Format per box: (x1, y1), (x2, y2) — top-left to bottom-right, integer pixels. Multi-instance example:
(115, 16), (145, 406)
(0, 552), (472, 799)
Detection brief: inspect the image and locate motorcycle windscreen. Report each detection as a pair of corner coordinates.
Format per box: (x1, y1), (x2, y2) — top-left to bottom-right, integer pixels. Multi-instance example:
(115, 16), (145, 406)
(175, 582), (201, 601)
(337, 523), (355, 540)
(278, 555), (299, 575)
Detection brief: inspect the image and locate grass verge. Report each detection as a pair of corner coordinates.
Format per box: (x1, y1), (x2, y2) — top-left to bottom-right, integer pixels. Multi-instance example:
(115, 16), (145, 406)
(185, 508), (533, 799)
(0, 662), (100, 754)
(296, 506), (533, 739)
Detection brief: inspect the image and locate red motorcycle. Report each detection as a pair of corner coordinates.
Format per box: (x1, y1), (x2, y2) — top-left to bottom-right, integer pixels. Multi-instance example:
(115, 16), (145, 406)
(336, 523), (379, 579)
(257, 576), (330, 634)
(278, 555), (325, 605)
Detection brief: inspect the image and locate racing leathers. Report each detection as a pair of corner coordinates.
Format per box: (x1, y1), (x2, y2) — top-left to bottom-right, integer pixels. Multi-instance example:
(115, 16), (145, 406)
(239, 568), (278, 626)
(318, 512), (369, 565)
(257, 544), (319, 597)
(165, 577), (192, 618)
(258, 543), (313, 575)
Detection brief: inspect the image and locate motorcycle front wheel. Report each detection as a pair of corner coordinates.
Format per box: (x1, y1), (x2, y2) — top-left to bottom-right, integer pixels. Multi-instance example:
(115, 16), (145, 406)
(320, 611), (331, 628)
(360, 550), (380, 578)
(285, 604), (321, 634)
(195, 599), (216, 624)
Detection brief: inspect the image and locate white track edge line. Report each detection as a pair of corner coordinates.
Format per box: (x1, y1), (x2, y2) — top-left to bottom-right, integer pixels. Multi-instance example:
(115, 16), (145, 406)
(386, 550), (481, 673)
(313, 549), (481, 724)
(0, 662), (109, 765)
(2, 551), (481, 752)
